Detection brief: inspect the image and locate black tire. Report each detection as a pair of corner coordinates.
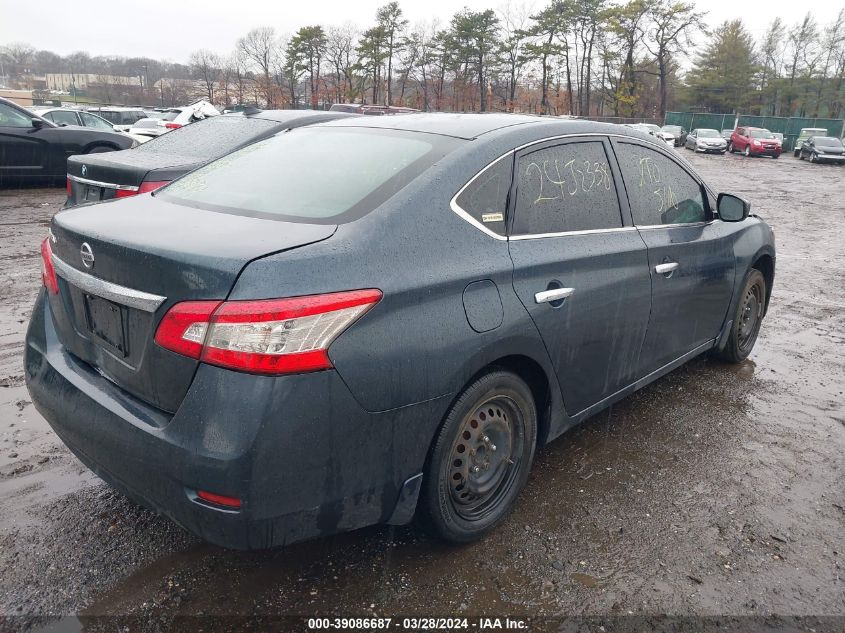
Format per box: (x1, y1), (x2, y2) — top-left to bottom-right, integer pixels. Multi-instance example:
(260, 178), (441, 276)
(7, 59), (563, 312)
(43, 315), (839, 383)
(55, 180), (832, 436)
(715, 269), (766, 363)
(793, 149), (800, 158)
(810, 152), (818, 163)
(419, 370), (537, 543)
(85, 145), (115, 154)
(744, 145), (751, 157)
(773, 154), (779, 159)
(728, 142), (735, 153)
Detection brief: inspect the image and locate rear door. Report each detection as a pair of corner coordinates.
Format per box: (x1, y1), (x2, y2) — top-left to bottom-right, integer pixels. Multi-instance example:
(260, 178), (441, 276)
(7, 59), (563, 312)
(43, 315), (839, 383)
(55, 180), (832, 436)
(508, 136), (652, 415)
(611, 139), (735, 372)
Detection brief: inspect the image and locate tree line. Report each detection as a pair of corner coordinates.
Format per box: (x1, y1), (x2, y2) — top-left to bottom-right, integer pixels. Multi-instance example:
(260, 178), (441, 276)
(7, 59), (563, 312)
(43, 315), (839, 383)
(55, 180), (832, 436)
(2, 2), (844, 119)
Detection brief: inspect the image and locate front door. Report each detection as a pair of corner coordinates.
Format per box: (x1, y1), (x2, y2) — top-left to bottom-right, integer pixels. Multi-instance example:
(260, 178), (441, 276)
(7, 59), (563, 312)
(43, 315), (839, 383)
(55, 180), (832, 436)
(508, 137), (652, 416)
(611, 140), (736, 372)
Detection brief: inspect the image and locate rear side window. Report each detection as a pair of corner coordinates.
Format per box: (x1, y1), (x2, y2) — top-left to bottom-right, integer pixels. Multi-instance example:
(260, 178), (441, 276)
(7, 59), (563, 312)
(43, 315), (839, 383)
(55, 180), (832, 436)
(135, 115), (279, 158)
(50, 110), (80, 126)
(159, 127), (462, 223)
(512, 140), (622, 235)
(454, 156), (512, 236)
(614, 143), (707, 226)
(97, 111), (118, 124)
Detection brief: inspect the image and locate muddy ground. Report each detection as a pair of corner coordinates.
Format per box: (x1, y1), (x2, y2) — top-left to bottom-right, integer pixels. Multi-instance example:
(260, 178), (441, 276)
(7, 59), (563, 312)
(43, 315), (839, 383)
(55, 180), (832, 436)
(0, 151), (843, 630)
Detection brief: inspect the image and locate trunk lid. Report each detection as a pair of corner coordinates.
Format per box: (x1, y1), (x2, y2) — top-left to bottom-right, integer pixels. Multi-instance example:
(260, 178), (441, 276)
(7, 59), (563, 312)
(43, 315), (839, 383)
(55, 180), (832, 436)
(66, 150), (200, 207)
(48, 194), (337, 413)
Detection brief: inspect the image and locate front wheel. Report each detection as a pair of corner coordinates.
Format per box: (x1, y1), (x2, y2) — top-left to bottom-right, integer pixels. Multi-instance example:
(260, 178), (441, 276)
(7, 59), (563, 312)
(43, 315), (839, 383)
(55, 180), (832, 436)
(744, 145), (751, 157)
(728, 142), (735, 153)
(810, 153), (818, 163)
(419, 370), (537, 543)
(715, 269), (766, 363)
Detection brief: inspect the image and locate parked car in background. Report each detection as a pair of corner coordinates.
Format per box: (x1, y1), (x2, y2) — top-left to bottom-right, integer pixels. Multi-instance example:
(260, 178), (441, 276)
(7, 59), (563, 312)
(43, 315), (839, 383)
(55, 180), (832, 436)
(792, 128), (828, 156)
(662, 124), (686, 146)
(65, 108), (354, 207)
(129, 100), (220, 138)
(27, 114), (775, 549)
(797, 136), (845, 164)
(628, 123), (674, 146)
(88, 107), (149, 132)
(772, 132), (784, 145)
(720, 129), (733, 143)
(29, 107), (151, 145)
(684, 128), (727, 154)
(0, 96), (135, 187)
(729, 127), (781, 158)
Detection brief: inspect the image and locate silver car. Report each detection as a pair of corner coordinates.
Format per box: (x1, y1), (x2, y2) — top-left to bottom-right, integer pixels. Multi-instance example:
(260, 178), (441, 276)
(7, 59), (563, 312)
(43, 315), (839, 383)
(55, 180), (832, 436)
(685, 128), (728, 154)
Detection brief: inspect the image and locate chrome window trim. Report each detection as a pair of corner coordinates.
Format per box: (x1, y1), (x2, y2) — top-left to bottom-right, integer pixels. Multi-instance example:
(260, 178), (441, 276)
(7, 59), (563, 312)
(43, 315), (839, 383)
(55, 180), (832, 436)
(450, 131), (716, 240)
(67, 174), (139, 192)
(51, 255), (166, 312)
(510, 226), (637, 240)
(637, 220), (715, 231)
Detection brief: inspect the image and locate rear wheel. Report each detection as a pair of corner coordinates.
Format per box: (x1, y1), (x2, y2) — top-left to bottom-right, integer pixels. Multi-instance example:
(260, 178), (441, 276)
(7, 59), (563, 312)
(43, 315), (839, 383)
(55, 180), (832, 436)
(715, 269), (766, 364)
(420, 370), (537, 543)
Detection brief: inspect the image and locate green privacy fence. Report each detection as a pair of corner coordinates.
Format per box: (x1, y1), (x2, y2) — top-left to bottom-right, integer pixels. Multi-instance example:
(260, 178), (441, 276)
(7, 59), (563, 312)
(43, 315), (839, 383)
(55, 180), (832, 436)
(664, 112), (845, 151)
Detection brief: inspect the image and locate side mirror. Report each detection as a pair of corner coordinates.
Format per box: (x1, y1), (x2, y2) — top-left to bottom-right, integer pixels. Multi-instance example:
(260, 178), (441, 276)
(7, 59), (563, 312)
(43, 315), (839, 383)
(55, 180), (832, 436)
(31, 118), (45, 129)
(717, 193), (750, 222)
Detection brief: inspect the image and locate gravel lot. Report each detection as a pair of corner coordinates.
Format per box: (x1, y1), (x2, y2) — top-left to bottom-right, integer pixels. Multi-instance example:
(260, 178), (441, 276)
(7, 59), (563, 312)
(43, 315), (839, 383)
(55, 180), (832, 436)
(0, 150), (843, 630)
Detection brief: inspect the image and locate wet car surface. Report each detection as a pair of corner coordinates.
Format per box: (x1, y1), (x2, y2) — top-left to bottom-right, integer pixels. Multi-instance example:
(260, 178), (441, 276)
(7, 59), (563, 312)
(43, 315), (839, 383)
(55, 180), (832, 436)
(0, 150), (843, 624)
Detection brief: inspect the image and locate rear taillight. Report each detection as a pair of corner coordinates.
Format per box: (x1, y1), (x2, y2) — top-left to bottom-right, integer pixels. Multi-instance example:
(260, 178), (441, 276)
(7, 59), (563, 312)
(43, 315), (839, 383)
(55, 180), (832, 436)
(40, 237), (58, 294)
(155, 289), (382, 375)
(115, 181), (170, 199)
(164, 122), (182, 129)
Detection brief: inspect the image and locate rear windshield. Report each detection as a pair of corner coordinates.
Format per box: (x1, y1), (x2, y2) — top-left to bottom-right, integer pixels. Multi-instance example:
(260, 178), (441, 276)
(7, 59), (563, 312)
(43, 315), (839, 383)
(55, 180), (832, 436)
(161, 110), (182, 121)
(813, 136), (842, 147)
(158, 127), (462, 223)
(135, 115), (279, 158)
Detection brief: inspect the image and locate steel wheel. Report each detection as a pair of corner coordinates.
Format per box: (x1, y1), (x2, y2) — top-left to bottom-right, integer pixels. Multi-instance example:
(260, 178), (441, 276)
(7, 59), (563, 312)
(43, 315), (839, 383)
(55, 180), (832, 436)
(420, 370), (537, 542)
(737, 278), (764, 353)
(448, 396), (524, 522)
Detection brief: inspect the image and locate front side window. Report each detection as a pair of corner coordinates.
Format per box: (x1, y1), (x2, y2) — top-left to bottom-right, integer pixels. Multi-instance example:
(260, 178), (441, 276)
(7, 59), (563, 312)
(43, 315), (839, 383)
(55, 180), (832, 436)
(615, 143), (707, 226)
(512, 140), (622, 235)
(454, 156), (512, 236)
(160, 127), (462, 223)
(0, 102), (36, 127)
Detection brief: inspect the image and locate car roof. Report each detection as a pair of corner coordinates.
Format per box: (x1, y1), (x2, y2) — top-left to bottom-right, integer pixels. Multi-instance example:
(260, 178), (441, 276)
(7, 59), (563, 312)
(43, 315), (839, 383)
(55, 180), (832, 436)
(320, 112), (555, 139)
(240, 109), (358, 124)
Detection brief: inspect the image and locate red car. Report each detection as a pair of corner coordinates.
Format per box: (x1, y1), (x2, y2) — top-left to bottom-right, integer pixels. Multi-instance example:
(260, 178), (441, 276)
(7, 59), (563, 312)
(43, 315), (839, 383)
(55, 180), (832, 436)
(728, 127), (782, 158)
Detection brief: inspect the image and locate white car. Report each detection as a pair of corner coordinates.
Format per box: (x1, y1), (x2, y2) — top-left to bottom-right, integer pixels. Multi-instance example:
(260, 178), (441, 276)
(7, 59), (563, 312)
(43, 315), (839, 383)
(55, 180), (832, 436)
(129, 100), (220, 138)
(627, 123), (674, 146)
(87, 107), (149, 132)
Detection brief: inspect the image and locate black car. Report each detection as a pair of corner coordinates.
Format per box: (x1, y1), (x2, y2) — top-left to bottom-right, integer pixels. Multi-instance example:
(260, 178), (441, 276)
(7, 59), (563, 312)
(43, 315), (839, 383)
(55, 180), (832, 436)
(26, 114), (775, 549)
(662, 124), (686, 146)
(65, 109), (355, 207)
(797, 136), (845, 164)
(0, 97), (135, 188)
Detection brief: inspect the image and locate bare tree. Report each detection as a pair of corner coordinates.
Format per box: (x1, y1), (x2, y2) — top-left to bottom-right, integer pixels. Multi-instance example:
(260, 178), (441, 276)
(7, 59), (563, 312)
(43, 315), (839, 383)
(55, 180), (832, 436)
(189, 49), (221, 102)
(238, 27), (280, 106)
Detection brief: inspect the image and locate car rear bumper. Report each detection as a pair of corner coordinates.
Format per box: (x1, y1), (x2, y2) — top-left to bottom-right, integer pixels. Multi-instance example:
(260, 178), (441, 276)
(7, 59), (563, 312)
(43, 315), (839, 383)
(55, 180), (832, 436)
(25, 291), (445, 549)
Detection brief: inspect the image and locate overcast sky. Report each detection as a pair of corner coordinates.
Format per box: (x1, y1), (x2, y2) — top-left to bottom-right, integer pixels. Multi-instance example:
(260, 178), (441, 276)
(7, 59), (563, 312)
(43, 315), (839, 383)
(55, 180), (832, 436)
(3, 0), (841, 62)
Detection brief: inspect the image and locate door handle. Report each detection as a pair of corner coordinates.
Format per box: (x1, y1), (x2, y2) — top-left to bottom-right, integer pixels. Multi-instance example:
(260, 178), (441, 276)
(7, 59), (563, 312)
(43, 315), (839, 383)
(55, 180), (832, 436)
(654, 262), (679, 275)
(535, 287), (574, 304)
